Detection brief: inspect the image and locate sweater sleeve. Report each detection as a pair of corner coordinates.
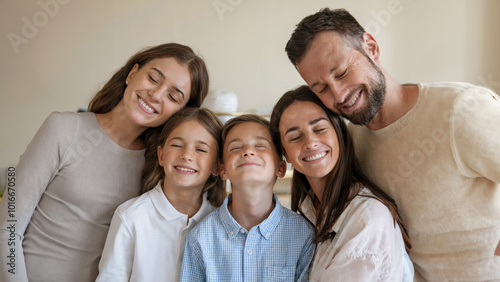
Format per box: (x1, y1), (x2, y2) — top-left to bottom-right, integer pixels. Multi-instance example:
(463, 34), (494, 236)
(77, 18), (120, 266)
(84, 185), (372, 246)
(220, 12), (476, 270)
(450, 86), (500, 183)
(0, 112), (77, 282)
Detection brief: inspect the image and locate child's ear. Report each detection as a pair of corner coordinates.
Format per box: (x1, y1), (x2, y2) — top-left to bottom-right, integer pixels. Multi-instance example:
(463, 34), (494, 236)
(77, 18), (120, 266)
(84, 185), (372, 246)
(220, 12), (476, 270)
(276, 160), (287, 179)
(157, 146), (164, 166)
(219, 163), (228, 181)
(211, 161), (221, 177)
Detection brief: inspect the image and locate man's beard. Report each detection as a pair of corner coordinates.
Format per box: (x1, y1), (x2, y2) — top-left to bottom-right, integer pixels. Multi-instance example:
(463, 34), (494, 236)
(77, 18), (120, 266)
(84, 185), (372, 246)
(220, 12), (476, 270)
(342, 60), (386, 125)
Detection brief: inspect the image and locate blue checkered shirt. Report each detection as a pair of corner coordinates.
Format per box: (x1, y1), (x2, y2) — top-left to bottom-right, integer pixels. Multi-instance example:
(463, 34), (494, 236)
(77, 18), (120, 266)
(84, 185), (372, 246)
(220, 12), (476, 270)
(180, 194), (315, 282)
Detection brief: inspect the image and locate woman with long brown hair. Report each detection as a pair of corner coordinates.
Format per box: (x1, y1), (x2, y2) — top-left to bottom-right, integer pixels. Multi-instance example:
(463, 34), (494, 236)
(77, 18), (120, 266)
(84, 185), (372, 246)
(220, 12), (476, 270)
(0, 43), (209, 282)
(270, 85), (413, 281)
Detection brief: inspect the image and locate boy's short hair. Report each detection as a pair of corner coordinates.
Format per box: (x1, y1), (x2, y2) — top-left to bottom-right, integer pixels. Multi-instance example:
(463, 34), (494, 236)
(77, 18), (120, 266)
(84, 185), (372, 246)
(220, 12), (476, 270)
(221, 114), (282, 159)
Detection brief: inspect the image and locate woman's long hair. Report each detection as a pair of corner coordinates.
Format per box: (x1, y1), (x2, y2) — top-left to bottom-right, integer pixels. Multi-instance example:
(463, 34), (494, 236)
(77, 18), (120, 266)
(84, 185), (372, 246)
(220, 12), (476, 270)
(270, 85), (410, 251)
(141, 107), (226, 207)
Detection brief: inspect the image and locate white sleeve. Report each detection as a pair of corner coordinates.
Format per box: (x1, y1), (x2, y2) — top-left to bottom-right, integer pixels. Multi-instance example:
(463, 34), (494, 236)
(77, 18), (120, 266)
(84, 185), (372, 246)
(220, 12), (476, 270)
(96, 210), (135, 282)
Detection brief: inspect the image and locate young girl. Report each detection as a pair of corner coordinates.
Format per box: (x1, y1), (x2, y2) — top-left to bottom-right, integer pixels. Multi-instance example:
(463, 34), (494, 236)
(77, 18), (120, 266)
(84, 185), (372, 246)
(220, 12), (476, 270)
(270, 85), (414, 281)
(0, 43), (209, 282)
(96, 107), (225, 282)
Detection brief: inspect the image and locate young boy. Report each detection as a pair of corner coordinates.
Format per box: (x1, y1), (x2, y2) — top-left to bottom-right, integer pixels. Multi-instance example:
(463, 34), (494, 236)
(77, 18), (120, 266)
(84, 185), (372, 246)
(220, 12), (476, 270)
(180, 114), (315, 282)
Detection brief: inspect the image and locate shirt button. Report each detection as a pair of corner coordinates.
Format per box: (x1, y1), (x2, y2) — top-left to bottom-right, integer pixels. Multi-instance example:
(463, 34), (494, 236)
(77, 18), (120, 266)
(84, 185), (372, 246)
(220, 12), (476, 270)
(247, 250), (253, 255)
(282, 268), (287, 274)
(230, 231), (234, 235)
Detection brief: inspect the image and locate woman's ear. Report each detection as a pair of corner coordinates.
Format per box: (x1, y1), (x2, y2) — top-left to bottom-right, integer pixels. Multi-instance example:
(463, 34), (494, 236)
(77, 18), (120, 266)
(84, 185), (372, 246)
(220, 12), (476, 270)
(283, 151), (290, 163)
(362, 32), (381, 62)
(126, 63), (139, 84)
(157, 145), (164, 166)
(276, 160), (287, 179)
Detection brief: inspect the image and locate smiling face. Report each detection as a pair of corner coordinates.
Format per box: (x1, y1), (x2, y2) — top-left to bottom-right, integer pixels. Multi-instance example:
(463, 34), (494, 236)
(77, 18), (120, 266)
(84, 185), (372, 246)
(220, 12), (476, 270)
(158, 120), (218, 193)
(122, 57), (192, 129)
(279, 101), (340, 188)
(296, 31), (386, 125)
(221, 122), (285, 188)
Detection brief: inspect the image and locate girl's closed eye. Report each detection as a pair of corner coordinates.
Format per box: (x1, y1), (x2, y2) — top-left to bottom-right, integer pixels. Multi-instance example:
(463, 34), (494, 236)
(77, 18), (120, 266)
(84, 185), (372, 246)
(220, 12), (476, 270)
(170, 142), (183, 148)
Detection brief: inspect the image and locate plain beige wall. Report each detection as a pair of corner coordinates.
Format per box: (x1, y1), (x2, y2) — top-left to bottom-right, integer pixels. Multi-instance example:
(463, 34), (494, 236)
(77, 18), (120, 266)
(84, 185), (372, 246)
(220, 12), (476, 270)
(1, 0), (499, 191)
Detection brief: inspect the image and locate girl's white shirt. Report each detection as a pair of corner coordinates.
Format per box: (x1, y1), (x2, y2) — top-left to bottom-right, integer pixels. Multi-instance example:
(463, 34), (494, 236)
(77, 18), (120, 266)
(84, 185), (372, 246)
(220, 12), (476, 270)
(96, 182), (215, 282)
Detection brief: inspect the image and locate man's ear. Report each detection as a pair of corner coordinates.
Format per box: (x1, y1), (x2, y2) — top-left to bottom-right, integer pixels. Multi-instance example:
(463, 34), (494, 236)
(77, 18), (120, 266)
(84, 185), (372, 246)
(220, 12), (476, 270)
(362, 32), (381, 62)
(219, 163), (228, 181)
(276, 160), (287, 179)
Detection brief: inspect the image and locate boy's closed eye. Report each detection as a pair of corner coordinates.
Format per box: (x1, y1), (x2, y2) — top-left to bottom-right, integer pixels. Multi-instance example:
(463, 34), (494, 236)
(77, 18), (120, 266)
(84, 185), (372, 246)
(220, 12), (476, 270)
(255, 143), (269, 149)
(228, 145), (242, 151)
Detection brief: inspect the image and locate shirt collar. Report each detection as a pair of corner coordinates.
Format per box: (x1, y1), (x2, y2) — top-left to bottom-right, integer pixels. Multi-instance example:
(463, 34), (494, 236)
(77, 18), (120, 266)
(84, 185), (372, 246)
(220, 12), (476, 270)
(219, 194), (283, 240)
(150, 181), (211, 222)
(258, 194), (283, 239)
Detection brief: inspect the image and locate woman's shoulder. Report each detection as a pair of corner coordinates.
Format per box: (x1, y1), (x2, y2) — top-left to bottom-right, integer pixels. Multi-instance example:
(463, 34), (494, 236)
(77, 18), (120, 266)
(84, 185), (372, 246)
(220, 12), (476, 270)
(43, 111), (96, 130)
(29, 111), (95, 151)
(337, 187), (404, 252)
(349, 188), (395, 225)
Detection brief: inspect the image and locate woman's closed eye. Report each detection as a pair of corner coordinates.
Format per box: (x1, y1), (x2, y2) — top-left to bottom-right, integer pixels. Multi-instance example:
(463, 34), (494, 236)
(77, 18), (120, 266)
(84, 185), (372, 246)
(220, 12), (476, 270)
(168, 93), (179, 103)
(287, 134), (302, 142)
(169, 89), (185, 104)
(148, 75), (158, 84)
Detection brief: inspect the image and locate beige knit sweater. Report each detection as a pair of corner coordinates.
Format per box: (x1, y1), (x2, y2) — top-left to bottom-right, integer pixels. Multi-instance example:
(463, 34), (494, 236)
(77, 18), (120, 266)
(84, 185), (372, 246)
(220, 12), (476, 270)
(349, 82), (500, 281)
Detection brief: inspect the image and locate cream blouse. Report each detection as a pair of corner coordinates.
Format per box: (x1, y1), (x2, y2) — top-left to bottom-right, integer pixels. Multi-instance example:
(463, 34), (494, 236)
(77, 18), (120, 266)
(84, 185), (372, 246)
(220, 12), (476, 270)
(300, 188), (414, 282)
